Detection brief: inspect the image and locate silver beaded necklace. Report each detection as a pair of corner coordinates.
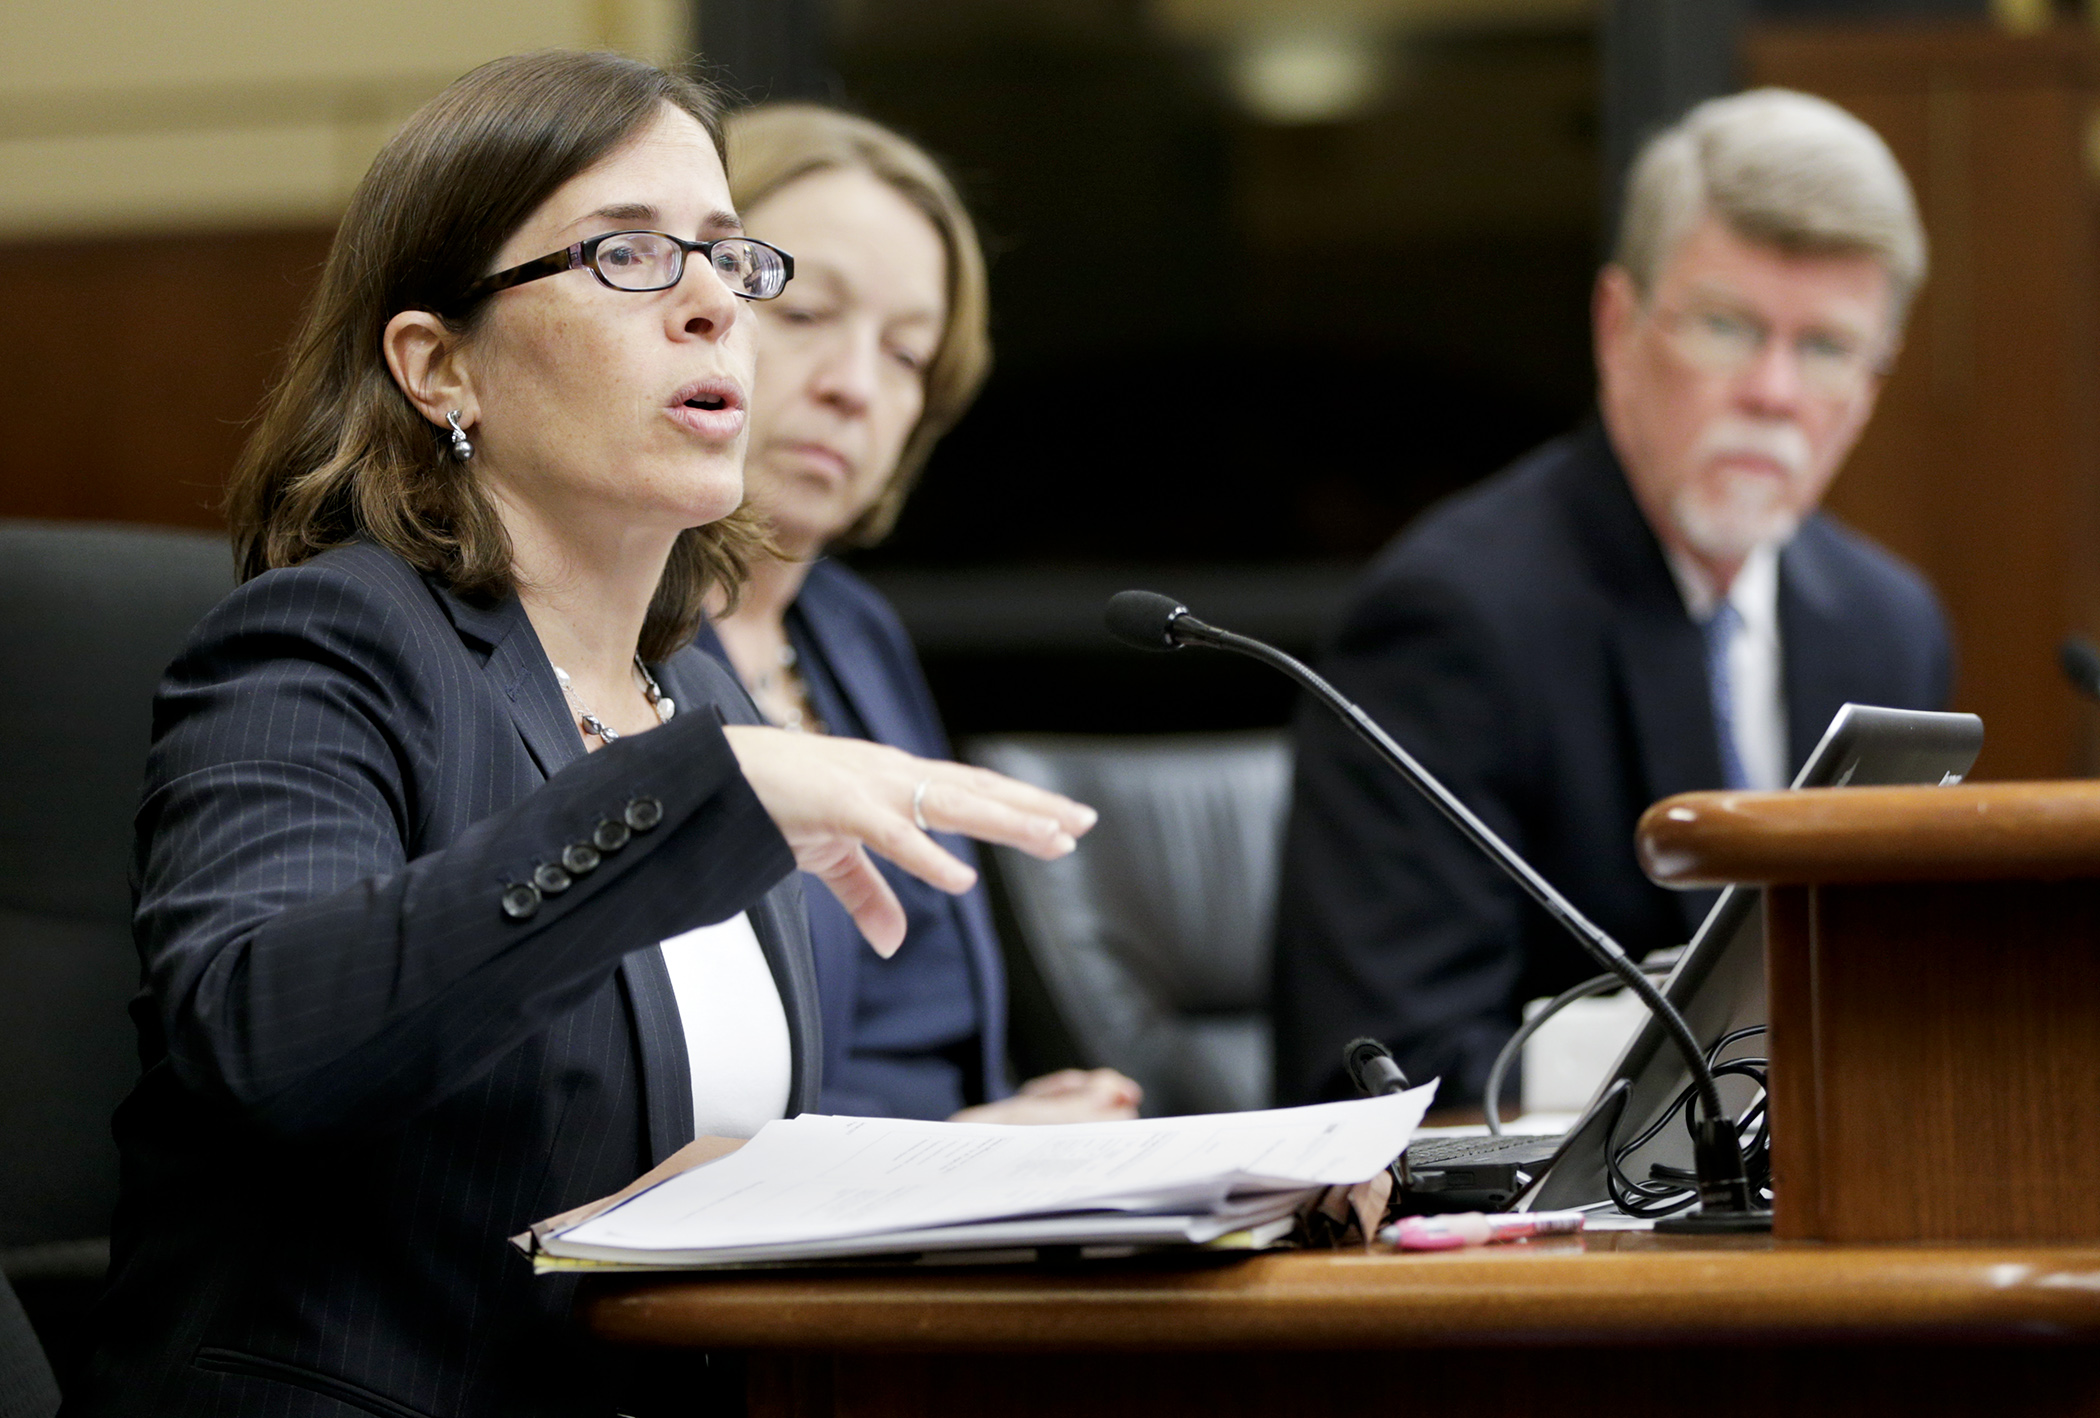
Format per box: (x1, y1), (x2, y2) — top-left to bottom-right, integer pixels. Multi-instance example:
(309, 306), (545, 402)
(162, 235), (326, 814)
(746, 642), (816, 733)
(551, 656), (675, 744)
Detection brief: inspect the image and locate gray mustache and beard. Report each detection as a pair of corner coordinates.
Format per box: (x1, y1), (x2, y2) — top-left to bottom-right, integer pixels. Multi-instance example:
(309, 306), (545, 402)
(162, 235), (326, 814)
(1671, 416), (1815, 561)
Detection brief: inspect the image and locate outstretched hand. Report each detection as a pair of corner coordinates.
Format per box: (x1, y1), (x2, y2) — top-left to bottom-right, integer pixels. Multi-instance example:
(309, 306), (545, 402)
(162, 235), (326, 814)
(723, 726), (1096, 957)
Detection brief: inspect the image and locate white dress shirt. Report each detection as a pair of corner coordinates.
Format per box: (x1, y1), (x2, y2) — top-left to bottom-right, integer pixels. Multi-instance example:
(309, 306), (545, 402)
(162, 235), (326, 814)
(1665, 542), (1788, 791)
(657, 912), (793, 1139)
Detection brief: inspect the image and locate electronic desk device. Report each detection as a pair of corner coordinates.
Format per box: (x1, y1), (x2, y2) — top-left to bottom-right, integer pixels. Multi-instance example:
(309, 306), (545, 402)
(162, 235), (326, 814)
(1402, 703), (1985, 1215)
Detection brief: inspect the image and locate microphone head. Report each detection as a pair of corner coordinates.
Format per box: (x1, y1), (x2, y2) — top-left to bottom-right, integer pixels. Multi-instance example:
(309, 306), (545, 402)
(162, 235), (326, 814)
(1344, 1037), (1409, 1097)
(1105, 590), (1190, 652)
(2063, 636), (2100, 701)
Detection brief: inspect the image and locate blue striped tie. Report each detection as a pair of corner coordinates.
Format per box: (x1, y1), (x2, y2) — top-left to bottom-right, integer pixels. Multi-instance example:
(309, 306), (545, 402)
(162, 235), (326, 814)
(1703, 600), (1749, 790)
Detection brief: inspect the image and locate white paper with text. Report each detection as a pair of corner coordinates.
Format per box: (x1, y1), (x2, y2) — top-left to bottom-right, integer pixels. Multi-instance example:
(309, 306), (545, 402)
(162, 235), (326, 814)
(548, 1084), (1434, 1259)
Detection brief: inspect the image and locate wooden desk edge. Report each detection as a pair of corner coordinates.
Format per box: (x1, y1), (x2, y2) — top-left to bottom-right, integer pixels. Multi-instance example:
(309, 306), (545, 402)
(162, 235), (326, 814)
(582, 1246), (2100, 1353)
(1637, 782), (2100, 887)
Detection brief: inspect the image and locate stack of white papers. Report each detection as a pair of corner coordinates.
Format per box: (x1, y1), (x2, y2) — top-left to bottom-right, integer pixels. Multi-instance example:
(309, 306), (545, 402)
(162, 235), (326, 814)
(526, 1084), (1435, 1271)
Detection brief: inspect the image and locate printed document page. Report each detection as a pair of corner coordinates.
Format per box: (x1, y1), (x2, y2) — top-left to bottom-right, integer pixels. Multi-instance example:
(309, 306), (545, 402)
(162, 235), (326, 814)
(551, 1084), (1433, 1259)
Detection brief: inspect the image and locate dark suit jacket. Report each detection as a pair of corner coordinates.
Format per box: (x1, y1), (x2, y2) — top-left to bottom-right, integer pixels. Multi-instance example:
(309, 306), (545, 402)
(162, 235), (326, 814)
(76, 543), (818, 1418)
(1272, 424), (1952, 1106)
(697, 559), (1008, 1116)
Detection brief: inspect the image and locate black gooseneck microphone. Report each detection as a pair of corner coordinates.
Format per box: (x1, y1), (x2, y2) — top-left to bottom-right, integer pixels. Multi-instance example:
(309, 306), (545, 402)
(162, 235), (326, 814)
(1107, 589), (1766, 1229)
(1345, 1037), (1414, 1194)
(1345, 1036), (1411, 1098)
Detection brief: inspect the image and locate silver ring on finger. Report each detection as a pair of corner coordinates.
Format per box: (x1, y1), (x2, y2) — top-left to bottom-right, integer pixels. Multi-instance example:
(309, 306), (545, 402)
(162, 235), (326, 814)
(911, 777), (933, 832)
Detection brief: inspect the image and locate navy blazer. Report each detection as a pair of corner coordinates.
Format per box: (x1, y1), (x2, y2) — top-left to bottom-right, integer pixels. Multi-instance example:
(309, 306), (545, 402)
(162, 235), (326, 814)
(77, 543), (818, 1418)
(1272, 424), (1953, 1105)
(698, 558), (1008, 1115)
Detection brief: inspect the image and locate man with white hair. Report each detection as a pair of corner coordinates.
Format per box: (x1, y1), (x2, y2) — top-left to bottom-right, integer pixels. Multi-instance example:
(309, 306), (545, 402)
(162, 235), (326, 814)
(1273, 89), (1952, 1108)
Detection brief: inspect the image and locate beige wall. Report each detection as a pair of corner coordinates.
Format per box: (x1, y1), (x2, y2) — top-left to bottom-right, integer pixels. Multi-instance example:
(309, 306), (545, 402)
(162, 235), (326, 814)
(0, 0), (690, 240)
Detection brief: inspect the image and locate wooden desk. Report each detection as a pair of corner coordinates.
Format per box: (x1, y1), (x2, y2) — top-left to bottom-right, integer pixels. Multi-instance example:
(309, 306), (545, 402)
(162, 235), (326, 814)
(586, 1238), (2100, 1416)
(591, 781), (2100, 1412)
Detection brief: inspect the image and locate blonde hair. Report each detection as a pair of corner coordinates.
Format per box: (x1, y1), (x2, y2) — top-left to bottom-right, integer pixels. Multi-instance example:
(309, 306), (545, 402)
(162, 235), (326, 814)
(726, 103), (992, 548)
(228, 51), (769, 662)
(1615, 87), (1927, 327)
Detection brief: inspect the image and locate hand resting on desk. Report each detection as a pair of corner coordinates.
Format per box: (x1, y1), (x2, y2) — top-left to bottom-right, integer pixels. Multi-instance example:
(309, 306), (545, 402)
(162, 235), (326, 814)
(950, 1068), (1144, 1124)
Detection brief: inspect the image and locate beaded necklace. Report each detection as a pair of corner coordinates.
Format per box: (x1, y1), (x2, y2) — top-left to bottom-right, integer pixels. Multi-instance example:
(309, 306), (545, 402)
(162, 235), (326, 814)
(550, 656), (675, 744)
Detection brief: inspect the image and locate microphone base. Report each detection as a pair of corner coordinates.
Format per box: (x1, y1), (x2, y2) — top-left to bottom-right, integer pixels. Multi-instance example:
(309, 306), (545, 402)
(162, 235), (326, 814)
(1652, 1207), (1774, 1235)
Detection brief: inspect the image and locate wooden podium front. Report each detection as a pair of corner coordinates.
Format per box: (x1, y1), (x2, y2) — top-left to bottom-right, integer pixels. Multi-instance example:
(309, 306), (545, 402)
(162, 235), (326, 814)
(1639, 780), (2100, 1244)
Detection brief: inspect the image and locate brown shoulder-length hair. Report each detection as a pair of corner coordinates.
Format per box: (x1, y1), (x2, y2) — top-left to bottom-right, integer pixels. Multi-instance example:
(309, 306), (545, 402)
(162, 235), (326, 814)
(725, 103), (992, 548)
(228, 49), (769, 662)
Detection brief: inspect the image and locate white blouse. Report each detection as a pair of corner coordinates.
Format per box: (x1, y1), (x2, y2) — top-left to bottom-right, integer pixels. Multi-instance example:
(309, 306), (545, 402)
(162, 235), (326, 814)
(657, 912), (792, 1139)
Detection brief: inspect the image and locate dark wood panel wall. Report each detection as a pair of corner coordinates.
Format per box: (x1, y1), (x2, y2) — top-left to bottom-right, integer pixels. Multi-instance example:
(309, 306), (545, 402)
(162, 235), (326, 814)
(0, 227), (333, 531)
(5, 27), (2100, 779)
(1749, 25), (2100, 780)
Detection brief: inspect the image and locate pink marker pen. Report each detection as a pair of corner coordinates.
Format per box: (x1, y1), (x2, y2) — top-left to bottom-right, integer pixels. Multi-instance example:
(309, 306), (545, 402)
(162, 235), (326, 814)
(1381, 1209), (1587, 1251)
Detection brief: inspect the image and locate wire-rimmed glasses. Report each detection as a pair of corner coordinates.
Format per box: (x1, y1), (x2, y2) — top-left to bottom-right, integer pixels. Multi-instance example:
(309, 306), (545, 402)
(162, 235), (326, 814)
(451, 230), (794, 312)
(1658, 304), (1886, 398)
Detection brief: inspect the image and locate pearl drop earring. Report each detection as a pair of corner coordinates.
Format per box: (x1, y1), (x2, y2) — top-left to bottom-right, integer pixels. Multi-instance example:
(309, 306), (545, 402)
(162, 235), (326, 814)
(446, 410), (475, 463)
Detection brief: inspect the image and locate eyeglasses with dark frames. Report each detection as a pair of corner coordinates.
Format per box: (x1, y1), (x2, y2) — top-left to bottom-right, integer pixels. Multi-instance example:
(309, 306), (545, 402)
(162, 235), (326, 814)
(451, 229), (794, 311)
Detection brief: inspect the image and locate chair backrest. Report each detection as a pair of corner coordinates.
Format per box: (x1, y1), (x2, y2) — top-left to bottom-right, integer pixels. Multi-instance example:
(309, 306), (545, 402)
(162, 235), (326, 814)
(0, 521), (233, 1249)
(967, 731), (1291, 1116)
(0, 1269), (57, 1418)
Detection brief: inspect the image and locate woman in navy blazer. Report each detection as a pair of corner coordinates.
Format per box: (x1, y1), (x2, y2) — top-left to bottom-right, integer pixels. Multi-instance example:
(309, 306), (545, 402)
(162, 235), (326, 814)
(77, 54), (1091, 1418)
(704, 105), (1139, 1124)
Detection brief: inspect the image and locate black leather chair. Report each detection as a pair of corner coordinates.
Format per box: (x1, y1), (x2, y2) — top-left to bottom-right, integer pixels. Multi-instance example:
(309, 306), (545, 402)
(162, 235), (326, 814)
(0, 1271), (56, 1418)
(0, 521), (232, 1387)
(967, 732), (1291, 1116)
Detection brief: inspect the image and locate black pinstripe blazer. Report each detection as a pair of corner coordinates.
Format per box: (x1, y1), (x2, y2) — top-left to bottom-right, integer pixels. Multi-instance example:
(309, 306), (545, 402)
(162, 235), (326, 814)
(73, 542), (819, 1418)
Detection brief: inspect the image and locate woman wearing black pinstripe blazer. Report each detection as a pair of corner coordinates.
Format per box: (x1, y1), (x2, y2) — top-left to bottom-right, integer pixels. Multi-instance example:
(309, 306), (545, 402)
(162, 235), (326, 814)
(73, 53), (1092, 1418)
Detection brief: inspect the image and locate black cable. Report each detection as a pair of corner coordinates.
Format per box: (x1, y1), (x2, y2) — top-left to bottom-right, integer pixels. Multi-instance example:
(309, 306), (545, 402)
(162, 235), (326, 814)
(1607, 1046), (1769, 1217)
(1608, 1069), (1769, 1217)
(1481, 966), (1671, 1135)
(1605, 1026), (1770, 1219)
